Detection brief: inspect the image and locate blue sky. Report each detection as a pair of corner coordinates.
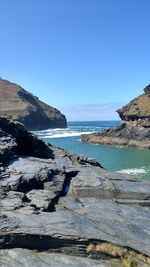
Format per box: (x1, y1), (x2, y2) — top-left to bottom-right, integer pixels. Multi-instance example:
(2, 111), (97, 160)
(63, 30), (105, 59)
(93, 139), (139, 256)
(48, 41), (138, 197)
(0, 0), (150, 120)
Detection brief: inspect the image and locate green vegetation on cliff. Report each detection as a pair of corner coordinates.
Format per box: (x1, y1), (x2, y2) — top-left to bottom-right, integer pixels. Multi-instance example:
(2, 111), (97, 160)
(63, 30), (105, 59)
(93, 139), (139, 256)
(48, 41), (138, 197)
(117, 85), (150, 121)
(0, 79), (67, 130)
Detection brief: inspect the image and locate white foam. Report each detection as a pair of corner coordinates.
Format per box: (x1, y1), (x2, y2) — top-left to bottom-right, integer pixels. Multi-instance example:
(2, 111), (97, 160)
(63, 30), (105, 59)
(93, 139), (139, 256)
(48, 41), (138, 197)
(36, 128), (66, 133)
(39, 131), (94, 139)
(117, 168), (147, 175)
(68, 126), (103, 129)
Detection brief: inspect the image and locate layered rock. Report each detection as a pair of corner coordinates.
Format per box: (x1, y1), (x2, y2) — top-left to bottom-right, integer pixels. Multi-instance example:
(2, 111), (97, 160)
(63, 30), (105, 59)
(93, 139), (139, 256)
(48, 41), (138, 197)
(81, 85), (150, 148)
(81, 122), (150, 148)
(0, 117), (150, 266)
(0, 79), (67, 130)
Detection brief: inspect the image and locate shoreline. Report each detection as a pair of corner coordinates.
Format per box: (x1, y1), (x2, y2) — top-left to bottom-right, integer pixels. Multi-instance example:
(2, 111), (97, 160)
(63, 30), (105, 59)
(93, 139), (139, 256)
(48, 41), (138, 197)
(81, 121), (150, 149)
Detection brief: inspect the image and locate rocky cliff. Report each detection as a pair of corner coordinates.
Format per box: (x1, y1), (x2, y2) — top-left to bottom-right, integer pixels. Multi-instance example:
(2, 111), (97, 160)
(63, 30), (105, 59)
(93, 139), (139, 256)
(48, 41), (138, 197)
(117, 84), (150, 127)
(81, 85), (150, 149)
(0, 117), (150, 266)
(0, 79), (67, 130)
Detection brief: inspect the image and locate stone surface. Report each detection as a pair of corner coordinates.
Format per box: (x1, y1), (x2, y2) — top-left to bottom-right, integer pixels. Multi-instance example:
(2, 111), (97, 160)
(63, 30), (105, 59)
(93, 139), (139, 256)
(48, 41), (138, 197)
(0, 118), (150, 266)
(81, 85), (150, 148)
(0, 79), (67, 130)
(81, 122), (150, 148)
(0, 249), (122, 267)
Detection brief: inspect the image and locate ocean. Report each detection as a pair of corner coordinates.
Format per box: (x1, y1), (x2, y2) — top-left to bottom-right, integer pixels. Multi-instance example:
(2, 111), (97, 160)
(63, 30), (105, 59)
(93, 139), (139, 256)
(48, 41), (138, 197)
(35, 121), (150, 179)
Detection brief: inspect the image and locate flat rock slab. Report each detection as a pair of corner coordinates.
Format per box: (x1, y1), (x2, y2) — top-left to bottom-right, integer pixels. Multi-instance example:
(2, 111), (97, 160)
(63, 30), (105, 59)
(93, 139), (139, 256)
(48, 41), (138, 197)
(0, 118), (150, 266)
(0, 249), (119, 267)
(1, 154), (150, 257)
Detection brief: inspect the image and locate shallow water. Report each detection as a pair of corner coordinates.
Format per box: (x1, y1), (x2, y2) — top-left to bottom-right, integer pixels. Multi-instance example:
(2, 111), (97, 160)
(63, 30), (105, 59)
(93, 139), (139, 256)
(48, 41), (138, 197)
(35, 121), (150, 179)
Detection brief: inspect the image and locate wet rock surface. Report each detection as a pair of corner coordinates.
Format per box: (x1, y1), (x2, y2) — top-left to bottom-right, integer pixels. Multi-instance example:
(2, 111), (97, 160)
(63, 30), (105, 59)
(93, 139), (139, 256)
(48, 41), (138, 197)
(81, 85), (150, 148)
(0, 118), (150, 266)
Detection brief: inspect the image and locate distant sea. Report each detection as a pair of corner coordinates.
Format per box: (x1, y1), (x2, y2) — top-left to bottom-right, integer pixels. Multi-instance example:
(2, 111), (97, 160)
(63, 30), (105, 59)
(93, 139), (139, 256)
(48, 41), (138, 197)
(35, 121), (150, 179)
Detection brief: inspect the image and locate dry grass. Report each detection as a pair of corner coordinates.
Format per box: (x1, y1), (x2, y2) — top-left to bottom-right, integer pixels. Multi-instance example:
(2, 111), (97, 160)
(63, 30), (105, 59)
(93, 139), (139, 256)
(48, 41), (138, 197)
(86, 242), (150, 267)
(86, 244), (95, 254)
(95, 243), (127, 257)
(120, 94), (150, 117)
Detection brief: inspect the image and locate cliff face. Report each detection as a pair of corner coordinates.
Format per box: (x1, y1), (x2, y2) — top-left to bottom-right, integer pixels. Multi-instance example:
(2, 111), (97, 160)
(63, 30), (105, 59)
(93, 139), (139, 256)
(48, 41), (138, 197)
(81, 85), (150, 148)
(0, 79), (67, 130)
(117, 84), (150, 127)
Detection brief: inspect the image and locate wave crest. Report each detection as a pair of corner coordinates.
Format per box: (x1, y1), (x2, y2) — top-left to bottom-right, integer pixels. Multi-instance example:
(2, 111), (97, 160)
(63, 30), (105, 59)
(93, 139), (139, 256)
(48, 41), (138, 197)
(38, 131), (94, 139)
(117, 168), (147, 175)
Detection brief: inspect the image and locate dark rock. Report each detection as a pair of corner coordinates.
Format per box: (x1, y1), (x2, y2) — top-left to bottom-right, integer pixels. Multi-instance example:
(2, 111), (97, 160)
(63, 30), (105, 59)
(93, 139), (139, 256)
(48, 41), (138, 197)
(0, 129), (17, 162)
(144, 84), (150, 95)
(0, 117), (54, 161)
(81, 122), (150, 148)
(0, 79), (67, 130)
(0, 117), (150, 266)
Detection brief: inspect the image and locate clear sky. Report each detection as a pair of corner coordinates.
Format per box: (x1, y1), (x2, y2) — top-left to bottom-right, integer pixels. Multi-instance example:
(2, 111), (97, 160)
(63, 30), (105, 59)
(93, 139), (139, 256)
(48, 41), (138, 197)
(0, 0), (150, 120)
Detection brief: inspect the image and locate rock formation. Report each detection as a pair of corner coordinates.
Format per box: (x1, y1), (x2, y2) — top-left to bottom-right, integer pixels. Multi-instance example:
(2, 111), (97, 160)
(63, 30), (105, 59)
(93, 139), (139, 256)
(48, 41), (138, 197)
(0, 79), (67, 130)
(117, 84), (150, 126)
(0, 117), (150, 266)
(81, 85), (150, 148)
(144, 84), (150, 95)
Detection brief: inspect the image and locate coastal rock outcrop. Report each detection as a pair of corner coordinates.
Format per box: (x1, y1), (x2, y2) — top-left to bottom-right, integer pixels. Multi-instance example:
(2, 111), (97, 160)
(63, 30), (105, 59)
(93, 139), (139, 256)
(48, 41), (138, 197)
(0, 79), (67, 130)
(0, 117), (150, 266)
(81, 85), (150, 148)
(117, 84), (150, 126)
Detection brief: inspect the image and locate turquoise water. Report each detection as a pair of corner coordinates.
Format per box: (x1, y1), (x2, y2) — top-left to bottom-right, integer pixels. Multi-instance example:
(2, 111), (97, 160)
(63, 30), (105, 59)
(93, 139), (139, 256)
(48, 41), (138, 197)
(36, 121), (150, 178)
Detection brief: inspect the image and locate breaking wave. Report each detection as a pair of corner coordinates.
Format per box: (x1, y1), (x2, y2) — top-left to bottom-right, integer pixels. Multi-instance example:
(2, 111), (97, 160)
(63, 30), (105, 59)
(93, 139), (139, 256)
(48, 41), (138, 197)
(117, 167), (148, 176)
(38, 131), (94, 139)
(36, 127), (97, 139)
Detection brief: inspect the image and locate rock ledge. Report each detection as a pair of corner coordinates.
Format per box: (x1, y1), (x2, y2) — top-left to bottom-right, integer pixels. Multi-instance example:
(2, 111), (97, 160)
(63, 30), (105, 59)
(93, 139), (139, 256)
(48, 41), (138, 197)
(0, 117), (150, 266)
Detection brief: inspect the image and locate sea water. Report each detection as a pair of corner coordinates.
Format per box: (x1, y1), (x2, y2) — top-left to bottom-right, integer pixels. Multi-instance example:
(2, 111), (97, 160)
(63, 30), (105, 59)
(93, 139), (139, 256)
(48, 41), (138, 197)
(35, 121), (150, 179)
